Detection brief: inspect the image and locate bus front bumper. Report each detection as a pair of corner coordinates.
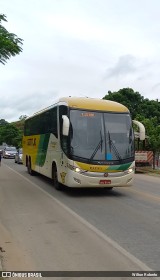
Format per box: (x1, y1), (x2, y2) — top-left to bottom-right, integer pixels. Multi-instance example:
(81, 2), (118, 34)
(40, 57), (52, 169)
(64, 169), (134, 188)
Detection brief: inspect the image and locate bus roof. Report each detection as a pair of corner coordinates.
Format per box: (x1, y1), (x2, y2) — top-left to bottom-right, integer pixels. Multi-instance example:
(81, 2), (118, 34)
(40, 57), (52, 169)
(26, 97), (129, 120)
(59, 97), (129, 112)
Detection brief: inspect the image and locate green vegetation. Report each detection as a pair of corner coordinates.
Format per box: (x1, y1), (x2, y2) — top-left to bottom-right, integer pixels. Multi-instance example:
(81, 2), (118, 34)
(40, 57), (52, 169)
(103, 88), (160, 122)
(0, 122), (21, 147)
(136, 166), (160, 176)
(0, 117), (25, 148)
(0, 14), (23, 65)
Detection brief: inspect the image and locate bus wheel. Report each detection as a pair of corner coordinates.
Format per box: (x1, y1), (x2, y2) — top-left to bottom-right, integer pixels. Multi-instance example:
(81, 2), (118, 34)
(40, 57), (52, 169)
(52, 165), (62, 190)
(27, 159), (34, 175)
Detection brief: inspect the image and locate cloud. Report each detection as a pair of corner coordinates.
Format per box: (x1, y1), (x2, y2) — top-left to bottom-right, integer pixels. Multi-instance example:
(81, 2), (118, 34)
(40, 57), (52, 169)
(152, 83), (160, 91)
(0, 90), (59, 122)
(105, 55), (137, 78)
(1, 0), (160, 122)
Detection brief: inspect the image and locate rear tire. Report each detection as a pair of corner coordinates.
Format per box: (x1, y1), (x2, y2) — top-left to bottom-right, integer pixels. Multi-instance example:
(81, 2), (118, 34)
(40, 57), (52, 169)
(27, 159), (35, 175)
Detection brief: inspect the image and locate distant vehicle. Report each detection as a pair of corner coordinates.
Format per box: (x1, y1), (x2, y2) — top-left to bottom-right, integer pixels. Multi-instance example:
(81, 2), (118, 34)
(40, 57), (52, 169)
(135, 151), (153, 168)
(0, 144), (7, 155)
(132, 120), (153, 170)
(3, 146), (17, 159)
(15, 148), (23, 164)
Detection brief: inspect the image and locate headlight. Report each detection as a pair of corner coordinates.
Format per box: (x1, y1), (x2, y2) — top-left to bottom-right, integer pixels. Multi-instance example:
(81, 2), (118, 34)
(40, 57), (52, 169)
(75, 167), (81, 173)
(124, 167), (135, 174)
(68, 164), (83, 173)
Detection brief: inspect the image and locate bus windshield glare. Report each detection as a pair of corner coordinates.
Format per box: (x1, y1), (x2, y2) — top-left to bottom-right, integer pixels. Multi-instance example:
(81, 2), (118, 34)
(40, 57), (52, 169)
(70, 110), (134, 162)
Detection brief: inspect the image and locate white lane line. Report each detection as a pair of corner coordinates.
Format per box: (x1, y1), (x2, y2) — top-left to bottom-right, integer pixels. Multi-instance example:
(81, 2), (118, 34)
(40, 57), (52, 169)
(5, 164), (153, 271)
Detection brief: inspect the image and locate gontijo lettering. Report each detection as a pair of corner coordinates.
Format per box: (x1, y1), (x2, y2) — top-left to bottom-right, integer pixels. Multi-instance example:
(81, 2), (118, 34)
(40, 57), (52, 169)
(27, 138), (36, 146)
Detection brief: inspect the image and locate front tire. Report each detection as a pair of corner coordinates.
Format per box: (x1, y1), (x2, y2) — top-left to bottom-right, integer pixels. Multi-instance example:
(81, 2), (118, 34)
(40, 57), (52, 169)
(52, 165), (63, 190)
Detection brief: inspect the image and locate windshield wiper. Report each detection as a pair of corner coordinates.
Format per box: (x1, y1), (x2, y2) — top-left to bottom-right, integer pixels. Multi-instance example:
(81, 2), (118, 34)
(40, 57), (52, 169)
(108, 131), (122, 162)
(90, 130), (103, 161)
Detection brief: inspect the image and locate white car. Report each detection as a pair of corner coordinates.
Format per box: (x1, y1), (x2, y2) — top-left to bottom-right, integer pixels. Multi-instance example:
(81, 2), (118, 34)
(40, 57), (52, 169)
(15, 148), (23, 164)
(3, 147), (17, 159)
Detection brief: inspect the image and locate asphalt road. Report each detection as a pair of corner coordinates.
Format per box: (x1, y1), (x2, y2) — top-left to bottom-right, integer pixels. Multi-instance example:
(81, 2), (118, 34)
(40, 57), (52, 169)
(0, 158), (160, 277)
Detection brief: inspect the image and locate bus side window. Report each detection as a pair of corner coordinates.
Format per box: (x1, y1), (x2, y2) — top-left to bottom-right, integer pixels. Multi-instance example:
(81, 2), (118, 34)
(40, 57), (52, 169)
(38, 108), (58, 137)
(50, 107), (58, 138)
(24, 121), (29, 136)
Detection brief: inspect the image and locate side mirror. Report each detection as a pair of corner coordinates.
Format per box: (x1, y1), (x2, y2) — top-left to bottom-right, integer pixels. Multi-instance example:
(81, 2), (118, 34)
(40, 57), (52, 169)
(132, 120), (145, 141)
(62, 115), (70, 136)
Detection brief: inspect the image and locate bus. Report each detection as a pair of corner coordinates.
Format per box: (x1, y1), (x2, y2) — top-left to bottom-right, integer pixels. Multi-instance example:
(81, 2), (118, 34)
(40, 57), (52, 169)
(23, 97), (135, 190)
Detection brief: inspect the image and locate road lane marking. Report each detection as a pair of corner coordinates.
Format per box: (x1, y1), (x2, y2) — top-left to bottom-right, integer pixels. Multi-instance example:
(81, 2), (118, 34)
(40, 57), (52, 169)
(4, 164), (154, 271)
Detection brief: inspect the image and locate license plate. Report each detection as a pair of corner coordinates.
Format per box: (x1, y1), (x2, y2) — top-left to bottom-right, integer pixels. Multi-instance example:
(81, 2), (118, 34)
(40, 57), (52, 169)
(99, 180), (111, 184)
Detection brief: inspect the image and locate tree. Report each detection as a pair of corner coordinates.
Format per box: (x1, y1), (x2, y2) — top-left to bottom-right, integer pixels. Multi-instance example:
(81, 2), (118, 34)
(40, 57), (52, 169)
(0, 14), (23, 65)
(19, 115), (28, 121)
(103, 88), (160, 122)
(0, 123), (21, 146)
(103, 88), (144, 119)
(0, 118), (8, 126)
(135, 115), (160, 168)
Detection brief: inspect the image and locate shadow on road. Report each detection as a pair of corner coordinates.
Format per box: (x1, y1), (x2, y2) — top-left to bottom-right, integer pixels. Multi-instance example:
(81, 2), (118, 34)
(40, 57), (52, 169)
(24, 170), (128, 198)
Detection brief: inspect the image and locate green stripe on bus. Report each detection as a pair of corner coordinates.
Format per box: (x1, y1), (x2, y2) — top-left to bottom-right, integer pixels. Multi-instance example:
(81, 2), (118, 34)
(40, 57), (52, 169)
(107, 162), (132, 171)
(36, 134), (50, 166)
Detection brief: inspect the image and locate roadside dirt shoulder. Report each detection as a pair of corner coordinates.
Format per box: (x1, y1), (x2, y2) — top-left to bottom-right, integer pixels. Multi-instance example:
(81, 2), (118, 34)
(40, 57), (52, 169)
(0, 222), (35, 271)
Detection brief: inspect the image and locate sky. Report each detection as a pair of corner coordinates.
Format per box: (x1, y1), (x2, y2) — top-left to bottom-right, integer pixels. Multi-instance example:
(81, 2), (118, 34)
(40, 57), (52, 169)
(1, 0), (160, 122)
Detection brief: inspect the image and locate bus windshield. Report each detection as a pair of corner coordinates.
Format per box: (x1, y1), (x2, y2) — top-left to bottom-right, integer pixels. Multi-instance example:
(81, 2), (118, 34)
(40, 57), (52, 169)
(70, 110), (134, 162)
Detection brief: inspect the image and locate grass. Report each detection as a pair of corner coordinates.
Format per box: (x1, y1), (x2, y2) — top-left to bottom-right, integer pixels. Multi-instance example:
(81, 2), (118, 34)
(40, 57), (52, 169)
(136, 167), (160, 175)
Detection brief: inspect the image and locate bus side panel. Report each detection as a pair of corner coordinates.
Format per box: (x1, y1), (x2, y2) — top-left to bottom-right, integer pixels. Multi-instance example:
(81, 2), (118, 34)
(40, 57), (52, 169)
(23, 135), (41, 171)
(23, 133), (62, 180)
(38, 133), (61, 178)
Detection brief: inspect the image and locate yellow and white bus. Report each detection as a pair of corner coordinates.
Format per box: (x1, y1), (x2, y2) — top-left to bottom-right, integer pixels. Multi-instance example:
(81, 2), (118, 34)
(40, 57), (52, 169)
(23, 97), (135, 190)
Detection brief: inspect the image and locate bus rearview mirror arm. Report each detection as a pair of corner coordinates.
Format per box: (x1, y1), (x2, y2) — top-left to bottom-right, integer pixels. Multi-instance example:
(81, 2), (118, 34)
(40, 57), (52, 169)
(132, 120), (145, 141)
